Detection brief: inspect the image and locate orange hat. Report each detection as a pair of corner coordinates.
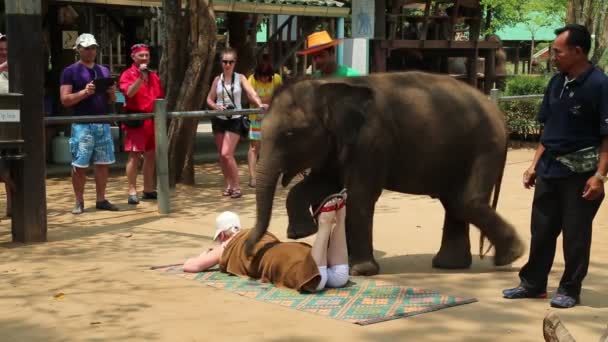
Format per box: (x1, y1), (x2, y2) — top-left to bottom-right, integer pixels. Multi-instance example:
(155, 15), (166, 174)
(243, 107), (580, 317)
(297, 31), (344, 55)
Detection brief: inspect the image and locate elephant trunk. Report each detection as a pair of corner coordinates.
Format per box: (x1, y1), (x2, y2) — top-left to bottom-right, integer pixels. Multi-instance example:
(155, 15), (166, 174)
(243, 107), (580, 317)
(245, 156), (281, 255)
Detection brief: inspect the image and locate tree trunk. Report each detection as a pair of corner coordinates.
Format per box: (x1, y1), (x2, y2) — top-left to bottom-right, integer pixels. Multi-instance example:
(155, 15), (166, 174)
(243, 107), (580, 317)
(227, 13), (258, 76)
(590, 2), (608, 64)
(162, 0), (217, 186)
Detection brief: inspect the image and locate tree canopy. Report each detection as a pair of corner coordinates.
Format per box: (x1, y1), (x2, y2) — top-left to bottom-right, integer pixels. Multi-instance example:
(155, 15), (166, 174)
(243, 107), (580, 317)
(482, 0), (567, 34)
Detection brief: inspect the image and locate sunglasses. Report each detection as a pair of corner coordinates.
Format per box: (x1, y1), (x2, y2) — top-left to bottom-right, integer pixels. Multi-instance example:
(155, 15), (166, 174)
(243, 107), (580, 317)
(222, 60), (236, 65)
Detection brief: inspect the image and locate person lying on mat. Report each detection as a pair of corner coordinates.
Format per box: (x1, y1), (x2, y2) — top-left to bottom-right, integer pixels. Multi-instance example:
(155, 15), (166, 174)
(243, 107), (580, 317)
(182, 190), (349, 292)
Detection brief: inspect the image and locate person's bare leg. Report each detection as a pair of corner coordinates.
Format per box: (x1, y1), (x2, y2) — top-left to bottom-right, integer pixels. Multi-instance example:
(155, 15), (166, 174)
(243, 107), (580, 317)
(94, 164), (109, 202)
(248, 141), (259, 187)
(126, 152), (141, 195)
(327, 201), (348, 266)
(311, 198), (341, 267)
(142, 150), (155, 193)
(221, 132), (241, 190)
(214, 133), (230, 190)
(72, 166), (87, 203)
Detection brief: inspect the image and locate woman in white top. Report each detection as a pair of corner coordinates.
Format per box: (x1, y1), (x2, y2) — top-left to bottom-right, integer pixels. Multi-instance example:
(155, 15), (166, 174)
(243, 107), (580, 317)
(206, 48), (267, 198)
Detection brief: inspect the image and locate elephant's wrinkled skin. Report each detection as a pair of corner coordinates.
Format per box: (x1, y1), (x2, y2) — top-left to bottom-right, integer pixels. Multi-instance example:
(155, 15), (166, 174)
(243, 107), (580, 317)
(246, 71), (525, 276)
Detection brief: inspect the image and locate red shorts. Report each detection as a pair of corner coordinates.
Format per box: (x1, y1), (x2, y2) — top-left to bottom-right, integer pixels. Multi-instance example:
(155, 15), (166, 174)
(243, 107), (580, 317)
(124, 127), (155, 152)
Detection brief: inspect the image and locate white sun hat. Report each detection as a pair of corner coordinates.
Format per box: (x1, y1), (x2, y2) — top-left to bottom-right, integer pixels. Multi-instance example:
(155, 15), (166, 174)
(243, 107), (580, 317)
(213, 211), (241, 241)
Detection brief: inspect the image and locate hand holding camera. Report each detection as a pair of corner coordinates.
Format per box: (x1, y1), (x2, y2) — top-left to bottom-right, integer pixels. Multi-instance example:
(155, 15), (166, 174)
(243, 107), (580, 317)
(138, 64), (149, 81)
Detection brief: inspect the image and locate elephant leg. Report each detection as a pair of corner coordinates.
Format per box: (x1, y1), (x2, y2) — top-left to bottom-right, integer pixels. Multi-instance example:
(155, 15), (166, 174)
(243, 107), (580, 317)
(347, 187), (382, 276)
(453, 153), (525, 267)
(286, 172), (340, 239)
(432, 198), (472, 269)
(464, 201), (525, 266)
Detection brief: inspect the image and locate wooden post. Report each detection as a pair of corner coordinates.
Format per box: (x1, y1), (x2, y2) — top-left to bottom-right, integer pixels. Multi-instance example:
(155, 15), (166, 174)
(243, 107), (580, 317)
(372, 41), (387, 73)
(287, 16), (293, 75)
(484, 48), (496, 94)
(6, 0), (47, 242)
(154, 99), (170, 214)
(420, 0), (433, 41)
(514, 44), (520, 74)
(490, 88), (500, 105)
(374, 0), (386, 40)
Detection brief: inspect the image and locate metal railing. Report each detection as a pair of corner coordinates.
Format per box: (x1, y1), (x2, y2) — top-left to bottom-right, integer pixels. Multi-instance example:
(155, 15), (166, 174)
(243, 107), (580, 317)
(490, 88), (544, 104)
(43, 90), (544, 214)
(44, 99), (263, 214)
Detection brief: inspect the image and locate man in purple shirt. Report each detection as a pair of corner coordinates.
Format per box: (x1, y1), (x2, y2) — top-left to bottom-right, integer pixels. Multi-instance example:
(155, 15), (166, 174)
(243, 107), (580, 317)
(60, 33), (118, 214)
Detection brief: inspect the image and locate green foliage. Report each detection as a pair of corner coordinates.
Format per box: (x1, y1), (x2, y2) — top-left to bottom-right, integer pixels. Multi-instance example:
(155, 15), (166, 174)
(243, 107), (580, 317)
(481, 0), (566, 35)
(500, 75), (550, 139)
(505, 75), (550, 95)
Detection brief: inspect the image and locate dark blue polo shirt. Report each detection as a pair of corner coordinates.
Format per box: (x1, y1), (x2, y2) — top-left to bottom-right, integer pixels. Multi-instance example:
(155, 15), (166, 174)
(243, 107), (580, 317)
(536, 65), (608, 178)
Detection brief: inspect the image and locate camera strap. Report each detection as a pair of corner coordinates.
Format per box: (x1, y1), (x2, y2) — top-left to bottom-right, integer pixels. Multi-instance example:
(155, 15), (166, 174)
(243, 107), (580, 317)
(221, 73), (236, 108)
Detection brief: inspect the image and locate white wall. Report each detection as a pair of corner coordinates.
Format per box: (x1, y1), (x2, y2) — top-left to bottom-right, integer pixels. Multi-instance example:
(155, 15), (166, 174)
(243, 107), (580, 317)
(342, 38), (369, 75)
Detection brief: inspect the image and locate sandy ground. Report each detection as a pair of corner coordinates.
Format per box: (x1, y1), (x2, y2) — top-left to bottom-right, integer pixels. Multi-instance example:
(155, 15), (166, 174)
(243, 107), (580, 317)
(1, 148), (608, 342)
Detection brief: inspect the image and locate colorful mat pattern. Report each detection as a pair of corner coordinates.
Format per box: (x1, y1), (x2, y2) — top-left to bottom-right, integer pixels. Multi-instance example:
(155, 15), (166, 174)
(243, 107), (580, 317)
(155, 267), (477, 325)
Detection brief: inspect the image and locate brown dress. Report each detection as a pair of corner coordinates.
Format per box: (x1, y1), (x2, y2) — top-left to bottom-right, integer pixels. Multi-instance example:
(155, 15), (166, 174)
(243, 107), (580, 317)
(219, 229), (321, 292)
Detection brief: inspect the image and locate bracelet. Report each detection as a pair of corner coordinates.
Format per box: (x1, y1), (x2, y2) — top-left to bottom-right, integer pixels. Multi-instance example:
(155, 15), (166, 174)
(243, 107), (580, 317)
(594, 172), (607, 183)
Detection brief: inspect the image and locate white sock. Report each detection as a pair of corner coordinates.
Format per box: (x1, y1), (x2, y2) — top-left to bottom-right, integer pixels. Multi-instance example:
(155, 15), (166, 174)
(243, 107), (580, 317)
(316, 266), (328, 291)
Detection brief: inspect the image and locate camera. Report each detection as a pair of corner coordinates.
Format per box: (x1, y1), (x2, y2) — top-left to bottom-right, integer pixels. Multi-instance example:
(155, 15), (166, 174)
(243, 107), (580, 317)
(225, 104), (235, 110)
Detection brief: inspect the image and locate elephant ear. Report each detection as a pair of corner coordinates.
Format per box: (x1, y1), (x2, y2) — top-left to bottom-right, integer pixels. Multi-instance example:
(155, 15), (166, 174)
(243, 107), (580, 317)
(317, 82), (373, 146)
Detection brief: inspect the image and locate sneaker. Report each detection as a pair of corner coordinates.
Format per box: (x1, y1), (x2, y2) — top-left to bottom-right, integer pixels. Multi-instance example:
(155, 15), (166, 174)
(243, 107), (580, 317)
(96, 200), (119, 211)
(128, 194), (139, 205)
(502, 286), (547, 299)
(550, 293), (580, 309)
(142, 191), (158, 200)
(71, 201), (84, 215)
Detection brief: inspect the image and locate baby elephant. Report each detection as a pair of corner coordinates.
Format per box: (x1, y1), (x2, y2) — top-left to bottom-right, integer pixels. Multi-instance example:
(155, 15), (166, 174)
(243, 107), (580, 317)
(247, 71), (525, 276)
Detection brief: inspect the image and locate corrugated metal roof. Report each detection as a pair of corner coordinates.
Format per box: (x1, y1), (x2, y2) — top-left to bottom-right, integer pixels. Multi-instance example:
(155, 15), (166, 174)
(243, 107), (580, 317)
(495, 12), (564, 41)
(55, 0), (350, 17)
(236, 0), (345, 7)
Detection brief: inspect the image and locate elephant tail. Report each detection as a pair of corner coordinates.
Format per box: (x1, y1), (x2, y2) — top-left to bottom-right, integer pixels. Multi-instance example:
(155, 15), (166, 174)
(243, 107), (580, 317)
(479, 139), (509, 259)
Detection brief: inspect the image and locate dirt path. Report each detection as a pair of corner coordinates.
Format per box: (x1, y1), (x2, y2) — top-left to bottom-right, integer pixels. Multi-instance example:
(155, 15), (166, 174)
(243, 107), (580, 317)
(1, 148), (607, 341)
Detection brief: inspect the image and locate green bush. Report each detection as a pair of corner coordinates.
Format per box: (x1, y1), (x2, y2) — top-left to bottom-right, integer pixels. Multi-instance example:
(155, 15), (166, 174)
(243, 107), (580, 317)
(500, 75), (550, 140)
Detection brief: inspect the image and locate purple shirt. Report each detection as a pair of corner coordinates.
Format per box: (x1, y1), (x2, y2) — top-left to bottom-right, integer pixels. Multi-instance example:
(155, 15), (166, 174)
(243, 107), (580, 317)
(60, 62), (111, 115)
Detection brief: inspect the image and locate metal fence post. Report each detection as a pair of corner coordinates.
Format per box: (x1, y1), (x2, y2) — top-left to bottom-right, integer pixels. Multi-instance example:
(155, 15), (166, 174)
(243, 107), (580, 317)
(490, 88), (500, 105)
(154, 99), (170, 214)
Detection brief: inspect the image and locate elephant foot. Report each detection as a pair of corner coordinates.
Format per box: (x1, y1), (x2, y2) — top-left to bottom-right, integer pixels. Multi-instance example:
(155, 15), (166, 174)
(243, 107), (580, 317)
(287, 223), (317, 239)
(350, 260), (380, 276)
(432, 249), (472, 269)
(494, 235), (525, 267)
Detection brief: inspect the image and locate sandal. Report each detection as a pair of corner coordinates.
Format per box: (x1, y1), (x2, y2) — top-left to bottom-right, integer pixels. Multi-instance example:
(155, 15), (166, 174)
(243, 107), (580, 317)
(222, 188), (233, 196)
(312, 189), (347, 224)
(230, 189), (242, 199)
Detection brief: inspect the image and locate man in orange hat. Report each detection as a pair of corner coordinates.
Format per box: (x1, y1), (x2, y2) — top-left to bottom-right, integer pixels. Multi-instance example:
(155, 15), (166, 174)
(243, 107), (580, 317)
(297, 31), (360, 78)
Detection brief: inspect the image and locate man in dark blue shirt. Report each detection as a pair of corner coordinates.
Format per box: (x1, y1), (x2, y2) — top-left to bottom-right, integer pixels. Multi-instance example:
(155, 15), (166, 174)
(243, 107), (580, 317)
(503, 24), (608, 308)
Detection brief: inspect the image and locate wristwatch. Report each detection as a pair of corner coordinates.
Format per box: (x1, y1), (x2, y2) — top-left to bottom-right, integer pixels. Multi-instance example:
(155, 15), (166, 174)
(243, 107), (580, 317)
(594, 172), (608, 183)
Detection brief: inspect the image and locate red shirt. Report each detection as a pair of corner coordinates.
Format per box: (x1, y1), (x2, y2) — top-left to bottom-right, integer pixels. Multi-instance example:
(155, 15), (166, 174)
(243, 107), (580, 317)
(119, 64), (164, 133)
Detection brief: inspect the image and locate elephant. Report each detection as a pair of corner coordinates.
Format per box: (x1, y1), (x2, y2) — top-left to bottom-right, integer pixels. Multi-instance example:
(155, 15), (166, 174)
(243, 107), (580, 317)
(245, 71), (525, 276)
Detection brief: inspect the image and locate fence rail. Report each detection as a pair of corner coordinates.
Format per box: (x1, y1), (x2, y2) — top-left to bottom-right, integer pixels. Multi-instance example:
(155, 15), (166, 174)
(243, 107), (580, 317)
(490, 89), (543, 104)
(43, 100), (263, 214)
(44, 108), (262, 125)
(42, 90), (543, 215)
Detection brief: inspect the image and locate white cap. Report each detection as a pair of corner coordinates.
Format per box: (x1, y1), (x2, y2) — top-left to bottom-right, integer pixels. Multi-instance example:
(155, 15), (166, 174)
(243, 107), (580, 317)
(213, 211), (241, 241)
(74, 33), (98, 49)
